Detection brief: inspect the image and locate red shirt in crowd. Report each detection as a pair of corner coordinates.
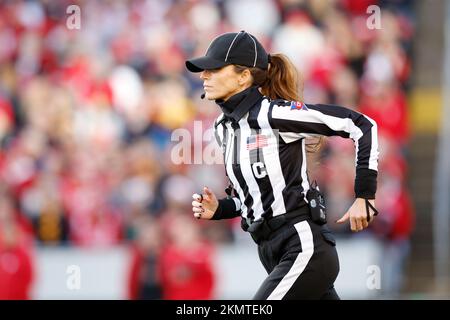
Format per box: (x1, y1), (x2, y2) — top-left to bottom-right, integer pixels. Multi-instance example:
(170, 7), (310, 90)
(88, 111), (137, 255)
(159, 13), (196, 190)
(159, 242), (215, 300)
(0, 216), (35, 300)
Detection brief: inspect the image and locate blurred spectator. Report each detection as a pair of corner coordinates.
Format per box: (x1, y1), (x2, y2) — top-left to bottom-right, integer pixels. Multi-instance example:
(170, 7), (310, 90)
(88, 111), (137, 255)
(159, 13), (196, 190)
(127, 215), (163, 300)
(272, 9), (326, 78)
(359, 80), (410, 147)
(224, 0), (280, 36)
(0, 190), (34, 299)
(0, 95), (14, 144)
(369, 135), (415, 297)
(159, 214), (215, 300)
(21, 171), (69, 245)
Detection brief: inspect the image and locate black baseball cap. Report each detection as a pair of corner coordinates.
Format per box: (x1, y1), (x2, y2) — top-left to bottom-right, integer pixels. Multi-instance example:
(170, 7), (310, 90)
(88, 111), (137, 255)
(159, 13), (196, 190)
(186, 31), (269, 73)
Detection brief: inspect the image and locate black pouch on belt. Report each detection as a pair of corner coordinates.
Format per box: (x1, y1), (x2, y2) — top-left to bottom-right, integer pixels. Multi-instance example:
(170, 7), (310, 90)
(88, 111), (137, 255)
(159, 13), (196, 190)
(306, 181), (327, 225)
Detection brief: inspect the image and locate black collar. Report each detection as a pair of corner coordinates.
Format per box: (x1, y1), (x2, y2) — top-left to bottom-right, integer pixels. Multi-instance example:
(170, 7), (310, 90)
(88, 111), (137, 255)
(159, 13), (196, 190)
(215, 86), (264, 123)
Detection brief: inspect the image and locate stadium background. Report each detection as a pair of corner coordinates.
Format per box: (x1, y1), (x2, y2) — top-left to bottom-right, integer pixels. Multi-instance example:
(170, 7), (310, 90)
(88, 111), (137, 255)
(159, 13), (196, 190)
(0, 0), (448, 299)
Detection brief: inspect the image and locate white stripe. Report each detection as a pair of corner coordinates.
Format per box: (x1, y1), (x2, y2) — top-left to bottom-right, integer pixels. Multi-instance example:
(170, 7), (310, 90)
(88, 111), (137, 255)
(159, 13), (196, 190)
(225, 33), (241, 62)
(279, 131), (302, 143)
(232, 197), (241, 211)
(267, 221), (314, 300)
(214, 115), (225, 146)
(216, 113), (225, 124)
(300, 139), (310, 200)
(257, 99), (287, 216)
(224, 121), (248, 217)
(247, 34), (258, 67)
(223, 123), (233, 168)
(365, 116), (379, 171)
(238, 114), (265, 220)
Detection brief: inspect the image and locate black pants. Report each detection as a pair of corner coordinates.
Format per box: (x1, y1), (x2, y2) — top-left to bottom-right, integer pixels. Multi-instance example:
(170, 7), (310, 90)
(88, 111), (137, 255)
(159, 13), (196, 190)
(252, 219), (340, 300)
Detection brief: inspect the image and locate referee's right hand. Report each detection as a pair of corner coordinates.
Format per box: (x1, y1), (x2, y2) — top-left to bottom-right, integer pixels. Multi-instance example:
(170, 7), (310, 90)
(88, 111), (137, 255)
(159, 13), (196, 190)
(192, 186), (219, 220)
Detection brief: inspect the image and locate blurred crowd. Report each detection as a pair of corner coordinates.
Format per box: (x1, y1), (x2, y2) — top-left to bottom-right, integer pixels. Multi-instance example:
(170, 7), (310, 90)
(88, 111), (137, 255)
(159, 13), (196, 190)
(0, 0), (415, 299)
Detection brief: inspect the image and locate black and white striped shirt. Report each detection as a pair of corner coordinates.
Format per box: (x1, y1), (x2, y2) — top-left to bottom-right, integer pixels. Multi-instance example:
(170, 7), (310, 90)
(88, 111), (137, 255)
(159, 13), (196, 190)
(211, 86), (379, 222)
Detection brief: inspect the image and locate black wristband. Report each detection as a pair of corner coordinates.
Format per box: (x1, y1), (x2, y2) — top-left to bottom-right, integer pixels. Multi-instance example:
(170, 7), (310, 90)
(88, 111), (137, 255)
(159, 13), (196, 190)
(211, 198), (241, 220)
(210, 200), (223, 220)
(355, 168), (377, 199)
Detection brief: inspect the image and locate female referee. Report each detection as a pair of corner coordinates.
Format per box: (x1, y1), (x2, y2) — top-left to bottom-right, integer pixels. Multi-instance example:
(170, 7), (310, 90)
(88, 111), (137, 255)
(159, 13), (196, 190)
(188, 31), (379, 300)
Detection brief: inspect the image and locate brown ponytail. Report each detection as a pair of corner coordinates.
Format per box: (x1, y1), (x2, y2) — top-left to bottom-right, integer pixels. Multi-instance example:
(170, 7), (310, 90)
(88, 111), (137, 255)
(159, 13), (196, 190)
(263, 54), (302, 101)
(234, 53), (324, 154)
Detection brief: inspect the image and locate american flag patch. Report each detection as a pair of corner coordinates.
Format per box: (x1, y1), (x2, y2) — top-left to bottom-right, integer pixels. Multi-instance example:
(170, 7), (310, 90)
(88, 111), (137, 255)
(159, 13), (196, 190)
(290, 101), (308, 111)
(246, 134), (268, 150)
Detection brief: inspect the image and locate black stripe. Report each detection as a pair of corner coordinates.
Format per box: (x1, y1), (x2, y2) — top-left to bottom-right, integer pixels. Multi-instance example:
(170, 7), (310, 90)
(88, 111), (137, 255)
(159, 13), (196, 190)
(352, 112), (373, 170)
(356, 127), (372, 168)
(306, 103), (355, 119)
(280, 138), (307, 212)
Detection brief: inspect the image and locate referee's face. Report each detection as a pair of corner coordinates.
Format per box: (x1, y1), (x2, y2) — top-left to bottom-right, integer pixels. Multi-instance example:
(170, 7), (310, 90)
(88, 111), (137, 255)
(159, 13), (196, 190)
(200, 65), (252, 102)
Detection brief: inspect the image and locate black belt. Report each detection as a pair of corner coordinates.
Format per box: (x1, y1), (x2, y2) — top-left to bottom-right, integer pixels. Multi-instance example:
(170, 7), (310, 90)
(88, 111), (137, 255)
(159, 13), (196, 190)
(242, 205), (311, 244)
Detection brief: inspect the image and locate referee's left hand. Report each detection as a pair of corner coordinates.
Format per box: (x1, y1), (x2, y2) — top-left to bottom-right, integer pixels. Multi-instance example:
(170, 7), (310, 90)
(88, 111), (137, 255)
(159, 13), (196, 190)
(191, 187), (218, 220)
(335, 198), (376, 232)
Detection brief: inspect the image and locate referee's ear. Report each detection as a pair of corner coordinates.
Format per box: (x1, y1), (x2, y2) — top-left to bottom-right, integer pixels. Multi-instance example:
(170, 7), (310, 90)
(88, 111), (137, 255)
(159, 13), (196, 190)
(237, 68), (252, 87)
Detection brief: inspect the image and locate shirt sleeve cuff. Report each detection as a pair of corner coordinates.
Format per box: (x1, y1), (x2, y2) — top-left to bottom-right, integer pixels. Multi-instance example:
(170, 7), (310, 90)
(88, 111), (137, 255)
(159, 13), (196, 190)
(354, 168), (378, 199)
(211, 198), (242, 220)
